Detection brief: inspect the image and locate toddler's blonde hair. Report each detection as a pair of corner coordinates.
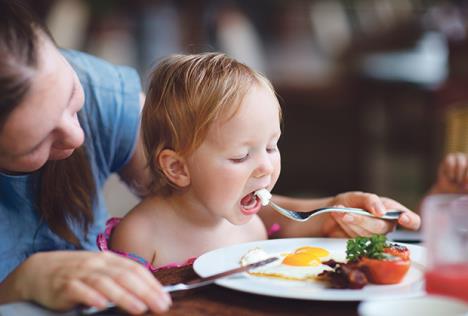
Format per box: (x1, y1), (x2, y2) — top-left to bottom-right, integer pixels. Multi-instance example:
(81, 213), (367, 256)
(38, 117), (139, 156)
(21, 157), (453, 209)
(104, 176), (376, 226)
(142, 52), (278, 196)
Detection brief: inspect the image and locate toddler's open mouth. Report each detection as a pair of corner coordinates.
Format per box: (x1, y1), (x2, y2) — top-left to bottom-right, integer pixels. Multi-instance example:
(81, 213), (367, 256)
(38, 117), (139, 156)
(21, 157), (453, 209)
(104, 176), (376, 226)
(239, 189), (271, 216)
(240, 191), (262, 216)
(240, 192), (258, 210)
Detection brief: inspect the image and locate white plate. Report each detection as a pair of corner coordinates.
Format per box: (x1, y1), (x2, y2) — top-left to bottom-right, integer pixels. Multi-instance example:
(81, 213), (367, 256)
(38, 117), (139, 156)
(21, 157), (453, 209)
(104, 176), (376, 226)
(193, 238), (426, 301)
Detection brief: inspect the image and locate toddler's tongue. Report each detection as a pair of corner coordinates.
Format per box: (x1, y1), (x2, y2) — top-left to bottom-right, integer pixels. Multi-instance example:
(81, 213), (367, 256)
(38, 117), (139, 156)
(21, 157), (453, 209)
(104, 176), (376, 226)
(241, 193), (257, 209)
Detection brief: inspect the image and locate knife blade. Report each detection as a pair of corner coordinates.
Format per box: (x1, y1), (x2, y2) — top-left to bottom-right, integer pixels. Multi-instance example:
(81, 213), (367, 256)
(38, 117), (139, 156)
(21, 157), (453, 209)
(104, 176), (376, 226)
(81, 256), (279, 315)
(165, 256), (279, 292)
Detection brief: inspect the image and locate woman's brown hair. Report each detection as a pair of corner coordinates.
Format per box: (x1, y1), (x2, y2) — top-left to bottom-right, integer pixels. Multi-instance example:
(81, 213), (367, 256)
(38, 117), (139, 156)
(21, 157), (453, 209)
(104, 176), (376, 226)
(0, 0), (95, 247)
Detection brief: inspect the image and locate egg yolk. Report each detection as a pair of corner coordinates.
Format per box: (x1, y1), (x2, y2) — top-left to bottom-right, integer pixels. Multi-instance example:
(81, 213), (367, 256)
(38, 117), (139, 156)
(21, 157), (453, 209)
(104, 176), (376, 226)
(280, 246), (330, 267)
(282, 252), (321, 267)
(295, 246), (329, 258)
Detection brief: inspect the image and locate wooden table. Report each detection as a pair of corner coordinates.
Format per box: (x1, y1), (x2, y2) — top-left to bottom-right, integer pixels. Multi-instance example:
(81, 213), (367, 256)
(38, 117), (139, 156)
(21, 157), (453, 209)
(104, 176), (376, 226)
(142, 265), (359, 316)
(0, 264), (360, 316)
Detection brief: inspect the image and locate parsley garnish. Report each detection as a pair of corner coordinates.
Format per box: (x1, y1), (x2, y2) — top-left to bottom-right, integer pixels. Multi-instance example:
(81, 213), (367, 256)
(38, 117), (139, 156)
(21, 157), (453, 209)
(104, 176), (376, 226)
(346, 235), (388, 262)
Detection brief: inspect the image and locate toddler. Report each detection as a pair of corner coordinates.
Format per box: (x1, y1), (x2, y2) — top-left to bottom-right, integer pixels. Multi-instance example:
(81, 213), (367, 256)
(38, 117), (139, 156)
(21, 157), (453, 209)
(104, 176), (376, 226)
(98, 53), (417, 271)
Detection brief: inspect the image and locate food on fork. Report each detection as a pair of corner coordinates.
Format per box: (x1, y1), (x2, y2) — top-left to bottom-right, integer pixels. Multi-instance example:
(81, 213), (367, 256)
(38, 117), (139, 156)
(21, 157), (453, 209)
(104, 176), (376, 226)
(318, 235), (411, 288)
(255, 189), (272, 206)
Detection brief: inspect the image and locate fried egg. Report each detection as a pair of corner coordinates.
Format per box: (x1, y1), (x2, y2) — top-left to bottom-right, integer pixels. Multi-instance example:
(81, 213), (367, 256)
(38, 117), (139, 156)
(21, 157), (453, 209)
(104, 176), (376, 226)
(240, 246), (334, 281)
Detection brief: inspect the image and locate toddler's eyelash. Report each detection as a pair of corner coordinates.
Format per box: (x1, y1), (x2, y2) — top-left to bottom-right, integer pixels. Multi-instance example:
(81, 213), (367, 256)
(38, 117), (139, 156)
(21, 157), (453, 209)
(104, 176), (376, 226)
(267, 146), (278, 153)
(230, 154), (249, 163)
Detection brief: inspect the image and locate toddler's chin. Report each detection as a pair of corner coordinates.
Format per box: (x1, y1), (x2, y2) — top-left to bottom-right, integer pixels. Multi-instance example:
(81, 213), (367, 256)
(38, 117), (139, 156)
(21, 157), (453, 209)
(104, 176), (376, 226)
(229, 216), (253, 226)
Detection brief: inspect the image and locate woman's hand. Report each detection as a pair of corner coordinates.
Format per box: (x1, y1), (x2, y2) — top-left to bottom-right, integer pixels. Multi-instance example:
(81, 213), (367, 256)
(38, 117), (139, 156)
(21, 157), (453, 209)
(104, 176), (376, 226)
(1, 251), (171, 314)
(430, 152), (468, 195)
(322, 191), (421, 238)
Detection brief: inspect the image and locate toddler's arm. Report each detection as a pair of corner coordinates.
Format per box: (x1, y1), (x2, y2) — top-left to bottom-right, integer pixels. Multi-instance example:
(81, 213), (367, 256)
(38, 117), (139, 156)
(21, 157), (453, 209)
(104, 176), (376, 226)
(109, 215), (157, 269)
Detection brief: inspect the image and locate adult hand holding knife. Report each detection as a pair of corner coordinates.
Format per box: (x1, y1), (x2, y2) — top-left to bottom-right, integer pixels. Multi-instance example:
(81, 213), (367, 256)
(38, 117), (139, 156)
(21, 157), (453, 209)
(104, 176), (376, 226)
(82, 257), (279, 315)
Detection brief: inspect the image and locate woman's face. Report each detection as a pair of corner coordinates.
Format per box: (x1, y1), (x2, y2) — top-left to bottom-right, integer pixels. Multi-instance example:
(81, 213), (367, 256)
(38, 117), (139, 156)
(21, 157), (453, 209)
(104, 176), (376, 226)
(0, 37), (85, 173)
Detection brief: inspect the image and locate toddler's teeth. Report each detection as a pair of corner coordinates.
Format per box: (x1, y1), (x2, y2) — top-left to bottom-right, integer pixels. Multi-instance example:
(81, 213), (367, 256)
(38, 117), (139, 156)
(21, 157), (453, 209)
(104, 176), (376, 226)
(255, 189), (272, 206)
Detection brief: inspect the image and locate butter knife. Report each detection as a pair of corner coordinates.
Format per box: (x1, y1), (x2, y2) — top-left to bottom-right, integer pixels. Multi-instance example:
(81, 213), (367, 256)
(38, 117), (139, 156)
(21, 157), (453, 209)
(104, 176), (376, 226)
(82, 256), (279, 315)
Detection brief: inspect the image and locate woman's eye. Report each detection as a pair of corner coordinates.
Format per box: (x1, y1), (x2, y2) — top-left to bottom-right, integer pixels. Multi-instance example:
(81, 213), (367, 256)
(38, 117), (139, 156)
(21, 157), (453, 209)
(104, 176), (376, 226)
(230, 154), (249, 163)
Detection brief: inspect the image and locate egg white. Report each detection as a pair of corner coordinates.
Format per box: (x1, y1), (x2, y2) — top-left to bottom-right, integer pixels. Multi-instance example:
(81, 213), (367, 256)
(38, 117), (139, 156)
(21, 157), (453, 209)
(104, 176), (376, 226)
(240, 247), (334, 281)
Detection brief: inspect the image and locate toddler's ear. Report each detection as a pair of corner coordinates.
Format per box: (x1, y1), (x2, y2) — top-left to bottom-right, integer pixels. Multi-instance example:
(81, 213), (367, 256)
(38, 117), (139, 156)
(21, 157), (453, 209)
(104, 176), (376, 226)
(158, 149), (190, 188)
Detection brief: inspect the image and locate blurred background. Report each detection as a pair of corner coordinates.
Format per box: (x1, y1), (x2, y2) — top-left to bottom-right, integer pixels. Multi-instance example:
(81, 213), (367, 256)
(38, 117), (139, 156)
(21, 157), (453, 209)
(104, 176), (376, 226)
(26, 0), (468, 216)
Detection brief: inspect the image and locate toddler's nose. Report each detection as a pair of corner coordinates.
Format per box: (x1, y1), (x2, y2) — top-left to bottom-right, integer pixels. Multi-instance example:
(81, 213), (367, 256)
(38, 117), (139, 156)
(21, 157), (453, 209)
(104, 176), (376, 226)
(253, 153), (274, 178)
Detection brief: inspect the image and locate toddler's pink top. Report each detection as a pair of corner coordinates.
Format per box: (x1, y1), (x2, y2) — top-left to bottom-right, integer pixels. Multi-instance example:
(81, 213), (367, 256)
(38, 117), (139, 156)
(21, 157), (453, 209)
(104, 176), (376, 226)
(97, 217), (281, 272)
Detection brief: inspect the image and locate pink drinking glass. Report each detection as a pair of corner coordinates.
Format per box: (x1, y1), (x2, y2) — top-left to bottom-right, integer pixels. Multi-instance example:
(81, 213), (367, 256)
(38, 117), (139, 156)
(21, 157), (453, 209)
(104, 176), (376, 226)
(422, 194), (468, 302)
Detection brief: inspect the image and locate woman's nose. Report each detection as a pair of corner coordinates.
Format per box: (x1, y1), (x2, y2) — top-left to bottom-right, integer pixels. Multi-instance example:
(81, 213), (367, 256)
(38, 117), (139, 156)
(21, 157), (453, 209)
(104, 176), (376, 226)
(54, 112), (84, 150)
(253, 153), (274, 178)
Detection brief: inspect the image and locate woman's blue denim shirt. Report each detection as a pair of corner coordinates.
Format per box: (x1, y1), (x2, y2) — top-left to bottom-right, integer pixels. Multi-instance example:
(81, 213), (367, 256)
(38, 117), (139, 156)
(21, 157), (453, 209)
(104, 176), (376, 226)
(0, 50), (141, 281)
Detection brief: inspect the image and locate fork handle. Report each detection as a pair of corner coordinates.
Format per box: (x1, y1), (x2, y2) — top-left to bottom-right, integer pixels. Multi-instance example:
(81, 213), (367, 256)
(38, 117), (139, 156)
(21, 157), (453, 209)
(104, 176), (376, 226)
(313, 207), (402, 220)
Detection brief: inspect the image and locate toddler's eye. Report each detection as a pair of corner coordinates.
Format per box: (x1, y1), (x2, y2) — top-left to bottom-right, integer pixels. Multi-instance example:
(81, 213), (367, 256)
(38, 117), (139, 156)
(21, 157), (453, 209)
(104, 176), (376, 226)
(267, 145), (278, 153)
(230, 154), (249, 163)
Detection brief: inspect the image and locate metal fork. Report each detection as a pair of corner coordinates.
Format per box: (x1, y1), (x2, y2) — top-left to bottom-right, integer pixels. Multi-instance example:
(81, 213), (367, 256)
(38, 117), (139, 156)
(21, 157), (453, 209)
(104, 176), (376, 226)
(268, 200), (403, 222)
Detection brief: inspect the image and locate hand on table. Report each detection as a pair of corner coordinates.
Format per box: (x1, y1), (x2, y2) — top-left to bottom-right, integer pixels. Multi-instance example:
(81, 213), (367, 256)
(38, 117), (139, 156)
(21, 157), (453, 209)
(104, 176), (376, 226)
(321, 191), (421, 238)
(13, 251), (171, 314)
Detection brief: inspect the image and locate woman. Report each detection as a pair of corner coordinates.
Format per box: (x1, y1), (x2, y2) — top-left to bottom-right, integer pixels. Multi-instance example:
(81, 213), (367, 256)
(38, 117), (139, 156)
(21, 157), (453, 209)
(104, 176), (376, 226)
(0, 1), (420, 314)
(0, 1), (170, 314)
